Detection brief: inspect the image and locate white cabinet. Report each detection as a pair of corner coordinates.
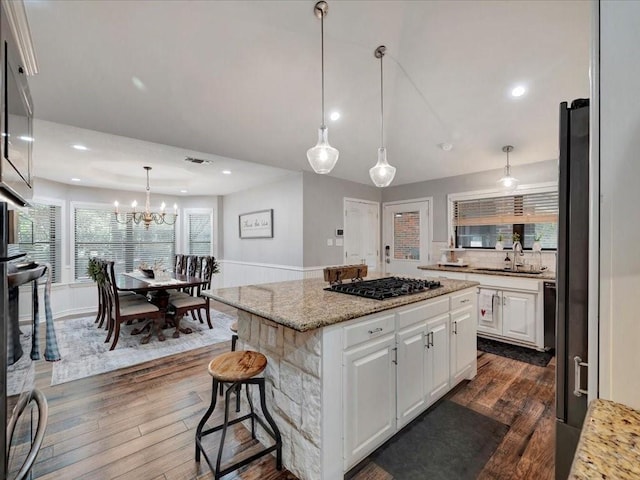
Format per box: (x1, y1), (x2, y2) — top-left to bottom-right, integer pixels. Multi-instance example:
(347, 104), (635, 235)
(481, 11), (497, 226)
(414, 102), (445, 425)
(477, 288), (537, 346)
(343, 333), (396, 469)
(450, 306), (477, 385)
(501, 290), (536, 343)
(341, 288), (477, 470)
(425, 313), (450, 404)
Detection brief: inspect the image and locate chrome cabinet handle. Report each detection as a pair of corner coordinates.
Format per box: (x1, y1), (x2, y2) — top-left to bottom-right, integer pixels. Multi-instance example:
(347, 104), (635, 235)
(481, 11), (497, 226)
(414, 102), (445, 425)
(429, 331), (434, 347)
(453, 322), (458, 335)
(573, 356), (588, 397)
(368, 327), (383, 335)
(425, 332), (430, 349)
(392, 347), (398, 365)
(460, 299), (470, 304)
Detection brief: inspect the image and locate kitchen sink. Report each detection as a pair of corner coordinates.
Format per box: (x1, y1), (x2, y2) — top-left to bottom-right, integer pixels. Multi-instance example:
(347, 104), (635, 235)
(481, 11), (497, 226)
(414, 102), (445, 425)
(472, 267), (544, 275)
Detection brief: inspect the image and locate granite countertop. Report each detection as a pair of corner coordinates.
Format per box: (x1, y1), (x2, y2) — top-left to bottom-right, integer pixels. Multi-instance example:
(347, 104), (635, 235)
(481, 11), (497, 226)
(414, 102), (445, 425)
(418, 264), (556, 281)
(202, 275), (479, 332)
(570, 399), (640, 479)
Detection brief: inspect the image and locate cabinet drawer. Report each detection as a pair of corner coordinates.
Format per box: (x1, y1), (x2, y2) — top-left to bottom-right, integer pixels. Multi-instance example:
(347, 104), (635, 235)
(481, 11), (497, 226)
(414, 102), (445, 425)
(344, 313), (396, 349)
(450, 290), (475, 311)
(397, 298), (449, 330)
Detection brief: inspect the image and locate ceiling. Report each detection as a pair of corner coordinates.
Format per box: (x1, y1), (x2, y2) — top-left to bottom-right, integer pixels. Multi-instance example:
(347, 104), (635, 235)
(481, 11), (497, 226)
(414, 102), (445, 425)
(24, 0), (590, 193)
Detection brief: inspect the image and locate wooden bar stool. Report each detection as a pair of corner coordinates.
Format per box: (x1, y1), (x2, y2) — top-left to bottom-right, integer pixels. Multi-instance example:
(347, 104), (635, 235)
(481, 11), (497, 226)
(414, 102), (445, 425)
(219, 321), (240, 399)
(195, 351), (282, 479)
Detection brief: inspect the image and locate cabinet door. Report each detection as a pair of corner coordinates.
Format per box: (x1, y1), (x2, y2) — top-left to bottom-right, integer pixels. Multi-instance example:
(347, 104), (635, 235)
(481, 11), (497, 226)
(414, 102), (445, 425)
(396, 321), (427, 428)
(502, 291), (536, 344)
(477, 289), (501, 335)
(343, 333), (397, 469)
(450, 306), (477, 386)
(425, 313), (450, 405)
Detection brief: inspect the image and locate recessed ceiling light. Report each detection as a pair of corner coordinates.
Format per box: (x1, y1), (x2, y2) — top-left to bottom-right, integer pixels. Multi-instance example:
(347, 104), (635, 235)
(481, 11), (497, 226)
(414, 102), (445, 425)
(72, 144), (89, 151)
(71, 178), (81, 182)
(439, 142), (453, 151)
(19, 136), (34, 142)
(511, 85), (526, 97)
(131, 76), (147, 92)
(222, 170), (232, 175)
(330, 111), (340, 121)
(180, 189), (188, 193)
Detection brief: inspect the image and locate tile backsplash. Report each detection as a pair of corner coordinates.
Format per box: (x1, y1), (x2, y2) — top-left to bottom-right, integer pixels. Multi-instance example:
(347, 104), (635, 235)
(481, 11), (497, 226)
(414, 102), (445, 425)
(431, 242), (556, 272)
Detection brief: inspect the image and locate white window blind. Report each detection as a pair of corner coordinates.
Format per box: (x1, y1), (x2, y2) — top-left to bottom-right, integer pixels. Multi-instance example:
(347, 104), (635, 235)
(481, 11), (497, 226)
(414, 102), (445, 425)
(16, 203), (62, 282)
(454, 191), (558, 249)
(74, 207), (175, 280)
(187, 212), (212, 256)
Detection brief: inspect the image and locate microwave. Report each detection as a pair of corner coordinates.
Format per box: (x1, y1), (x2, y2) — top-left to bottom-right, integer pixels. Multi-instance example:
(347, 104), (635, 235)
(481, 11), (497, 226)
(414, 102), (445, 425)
(0, 14), (33, 207)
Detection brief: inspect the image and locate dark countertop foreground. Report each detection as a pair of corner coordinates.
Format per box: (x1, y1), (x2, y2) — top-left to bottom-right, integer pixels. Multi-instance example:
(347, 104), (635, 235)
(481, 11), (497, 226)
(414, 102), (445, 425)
(570, 399), (640, 479)
(202, 275), (478, 332)
(418, 264), (556, 281)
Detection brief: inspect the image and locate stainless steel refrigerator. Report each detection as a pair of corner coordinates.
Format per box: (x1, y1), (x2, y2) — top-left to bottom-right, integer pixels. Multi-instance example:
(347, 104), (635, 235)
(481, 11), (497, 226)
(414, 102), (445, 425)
(555, 98), (590, 480)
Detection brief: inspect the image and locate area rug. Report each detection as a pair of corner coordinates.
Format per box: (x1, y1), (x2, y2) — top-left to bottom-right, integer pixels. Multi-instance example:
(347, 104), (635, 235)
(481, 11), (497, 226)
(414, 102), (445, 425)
(51, 310), (234, 385)
(367, 400), (508, 480)
(477, 336), (554, 367)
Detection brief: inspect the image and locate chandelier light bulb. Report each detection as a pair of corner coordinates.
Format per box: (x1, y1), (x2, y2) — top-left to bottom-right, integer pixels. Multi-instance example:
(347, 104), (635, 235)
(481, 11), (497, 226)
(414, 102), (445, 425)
(498, 145), (519, 192)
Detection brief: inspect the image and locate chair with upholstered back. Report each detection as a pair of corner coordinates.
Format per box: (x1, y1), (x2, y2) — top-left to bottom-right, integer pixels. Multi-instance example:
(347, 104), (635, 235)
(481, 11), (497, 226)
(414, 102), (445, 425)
(168, 256), (218, 329)
(103, 261), (164, 350)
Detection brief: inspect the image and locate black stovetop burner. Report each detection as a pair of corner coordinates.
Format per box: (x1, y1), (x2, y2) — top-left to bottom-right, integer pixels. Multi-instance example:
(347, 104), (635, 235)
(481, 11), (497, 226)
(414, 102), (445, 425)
(325, 276), (442, 300)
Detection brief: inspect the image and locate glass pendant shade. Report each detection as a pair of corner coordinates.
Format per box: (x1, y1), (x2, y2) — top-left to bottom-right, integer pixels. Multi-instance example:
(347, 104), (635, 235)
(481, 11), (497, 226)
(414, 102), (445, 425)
(369, 147), (396, 187)
(307, 125), (339, 174)
(498, 166), (519, 192)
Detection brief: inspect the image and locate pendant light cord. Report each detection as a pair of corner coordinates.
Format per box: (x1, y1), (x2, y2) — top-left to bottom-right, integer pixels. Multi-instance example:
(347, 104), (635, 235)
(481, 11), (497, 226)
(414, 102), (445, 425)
(380, 52), (384, 147)
(321, 12), (325, 127)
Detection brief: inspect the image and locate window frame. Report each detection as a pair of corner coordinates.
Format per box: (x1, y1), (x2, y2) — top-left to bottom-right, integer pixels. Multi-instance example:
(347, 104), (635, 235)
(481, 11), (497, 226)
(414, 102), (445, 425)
(15, 196), (65, 283)
(183, 207), (214, 256)
(71, 201), (177, 282)
(447, 182), (558, 251)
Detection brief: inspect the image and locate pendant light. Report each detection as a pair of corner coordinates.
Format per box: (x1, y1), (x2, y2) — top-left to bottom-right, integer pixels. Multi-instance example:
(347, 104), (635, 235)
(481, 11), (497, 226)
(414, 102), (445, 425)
(498, 145), (519, 191)
(307, 1), (339, 174)
(369, 45), (396, 188)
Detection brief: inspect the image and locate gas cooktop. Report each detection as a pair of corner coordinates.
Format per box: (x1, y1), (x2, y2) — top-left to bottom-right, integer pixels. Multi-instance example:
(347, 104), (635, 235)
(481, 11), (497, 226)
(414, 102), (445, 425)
(325, 276), (442, 300)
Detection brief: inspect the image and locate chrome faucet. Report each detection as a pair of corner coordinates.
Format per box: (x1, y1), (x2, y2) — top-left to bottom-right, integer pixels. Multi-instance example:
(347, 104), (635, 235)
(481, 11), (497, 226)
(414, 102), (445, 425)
(512, 241), (524, 271)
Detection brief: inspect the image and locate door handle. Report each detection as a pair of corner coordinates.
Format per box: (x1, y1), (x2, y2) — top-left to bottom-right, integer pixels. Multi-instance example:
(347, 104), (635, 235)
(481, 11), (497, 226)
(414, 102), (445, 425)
(425, 332), (430, 349)
(392, 347), (398, 365)
(368, 327), (383, 335)
(573, 356), (588, 397)
(429, 331), (434, 347)
(453, 322), (457, 335)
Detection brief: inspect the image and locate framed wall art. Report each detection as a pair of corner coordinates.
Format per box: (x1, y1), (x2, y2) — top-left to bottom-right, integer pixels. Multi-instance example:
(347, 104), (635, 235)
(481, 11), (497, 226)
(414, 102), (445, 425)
(239, 209), (273, 239)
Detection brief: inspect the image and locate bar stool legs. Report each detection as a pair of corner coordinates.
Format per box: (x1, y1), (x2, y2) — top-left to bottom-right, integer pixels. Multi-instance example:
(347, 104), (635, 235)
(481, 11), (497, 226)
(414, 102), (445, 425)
(195, 377), (282, 479)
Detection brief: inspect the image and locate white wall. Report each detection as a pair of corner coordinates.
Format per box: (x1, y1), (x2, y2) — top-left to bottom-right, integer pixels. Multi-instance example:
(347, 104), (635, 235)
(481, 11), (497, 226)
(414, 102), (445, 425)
(598, 0), (640, 409)
(302, 171), (382, 267)
(381, 160), (558, 242)
(220, 173), (305, 286)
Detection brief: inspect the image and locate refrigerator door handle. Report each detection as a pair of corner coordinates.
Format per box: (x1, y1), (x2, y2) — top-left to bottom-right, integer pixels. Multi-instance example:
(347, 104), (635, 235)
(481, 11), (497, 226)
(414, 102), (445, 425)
(573, 356), (589, 397)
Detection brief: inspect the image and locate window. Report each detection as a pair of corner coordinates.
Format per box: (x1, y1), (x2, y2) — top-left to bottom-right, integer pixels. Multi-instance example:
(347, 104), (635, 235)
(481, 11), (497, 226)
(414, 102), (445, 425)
(186, 211), (212, 255)
(453, 191), (558, 249)
(16, 203), (62, 282)
(74, 206), (175, 280)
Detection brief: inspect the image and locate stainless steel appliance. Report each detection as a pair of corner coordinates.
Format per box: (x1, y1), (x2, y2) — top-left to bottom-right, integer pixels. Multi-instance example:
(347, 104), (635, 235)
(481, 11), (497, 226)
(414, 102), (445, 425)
(543, 282), (556, 350)
(325, 277), (441, 300)
(555, 98), (590, 479)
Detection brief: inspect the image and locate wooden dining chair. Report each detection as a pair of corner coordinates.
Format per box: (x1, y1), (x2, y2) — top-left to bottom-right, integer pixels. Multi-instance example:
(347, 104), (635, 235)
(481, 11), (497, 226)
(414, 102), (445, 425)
(104, 261), (164, 350)
(174, 254), (185, 274)
(168, 256), (217, 329)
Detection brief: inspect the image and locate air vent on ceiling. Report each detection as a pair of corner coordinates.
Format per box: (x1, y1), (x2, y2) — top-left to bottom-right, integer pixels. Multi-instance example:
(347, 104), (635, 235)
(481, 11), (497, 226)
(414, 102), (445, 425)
(184, 157), (212, 165)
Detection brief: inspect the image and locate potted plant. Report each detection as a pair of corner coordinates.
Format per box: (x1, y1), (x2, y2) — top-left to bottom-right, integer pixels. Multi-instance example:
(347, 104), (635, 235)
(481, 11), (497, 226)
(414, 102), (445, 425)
(512, 232), (521, 244)
(533, 233), (543, 252)
(495, 233), (504, 251)
(87, 257), (105, 285)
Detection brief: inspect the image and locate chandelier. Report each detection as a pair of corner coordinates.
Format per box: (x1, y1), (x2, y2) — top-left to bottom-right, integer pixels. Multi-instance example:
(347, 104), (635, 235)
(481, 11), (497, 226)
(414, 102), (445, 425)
(114, 166), (177, 229)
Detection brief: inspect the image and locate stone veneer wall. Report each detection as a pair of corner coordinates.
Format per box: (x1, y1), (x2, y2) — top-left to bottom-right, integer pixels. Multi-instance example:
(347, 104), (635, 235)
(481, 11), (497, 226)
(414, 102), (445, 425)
(236, 309), (323, 480)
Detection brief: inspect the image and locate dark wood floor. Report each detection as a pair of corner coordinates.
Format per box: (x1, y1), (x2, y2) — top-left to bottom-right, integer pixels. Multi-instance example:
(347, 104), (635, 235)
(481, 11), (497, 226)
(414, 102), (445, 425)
(24, 302), (554, 479)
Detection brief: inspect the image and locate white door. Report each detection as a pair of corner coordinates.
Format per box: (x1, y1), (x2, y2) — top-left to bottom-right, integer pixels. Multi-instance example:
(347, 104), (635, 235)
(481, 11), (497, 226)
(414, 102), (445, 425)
(344, 199), (379, 271)
(502, 290), (536, 344)
(450, 306), (476, 385)
(383, 201), (430, 275)
(396, 322), (427, 428)
(343, 334), (397, 469)
(426, 313), (450, 405)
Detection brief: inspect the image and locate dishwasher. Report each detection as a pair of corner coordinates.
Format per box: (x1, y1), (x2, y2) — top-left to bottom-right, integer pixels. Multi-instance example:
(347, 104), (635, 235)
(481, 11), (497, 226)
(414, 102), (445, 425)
(543, 282), (556, 350)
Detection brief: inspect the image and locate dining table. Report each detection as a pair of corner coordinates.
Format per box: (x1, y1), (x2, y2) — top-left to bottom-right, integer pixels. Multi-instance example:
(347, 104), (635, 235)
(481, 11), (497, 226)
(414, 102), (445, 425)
(116, 270), (208, 344)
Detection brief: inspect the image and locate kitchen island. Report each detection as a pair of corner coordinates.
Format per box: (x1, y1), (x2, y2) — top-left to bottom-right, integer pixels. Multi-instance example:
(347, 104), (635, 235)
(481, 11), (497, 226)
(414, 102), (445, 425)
(202, 276), (479, 480)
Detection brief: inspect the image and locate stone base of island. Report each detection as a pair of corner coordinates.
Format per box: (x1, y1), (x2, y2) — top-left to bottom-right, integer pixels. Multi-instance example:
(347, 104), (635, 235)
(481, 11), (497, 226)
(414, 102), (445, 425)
(202, 275), (480, 480)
